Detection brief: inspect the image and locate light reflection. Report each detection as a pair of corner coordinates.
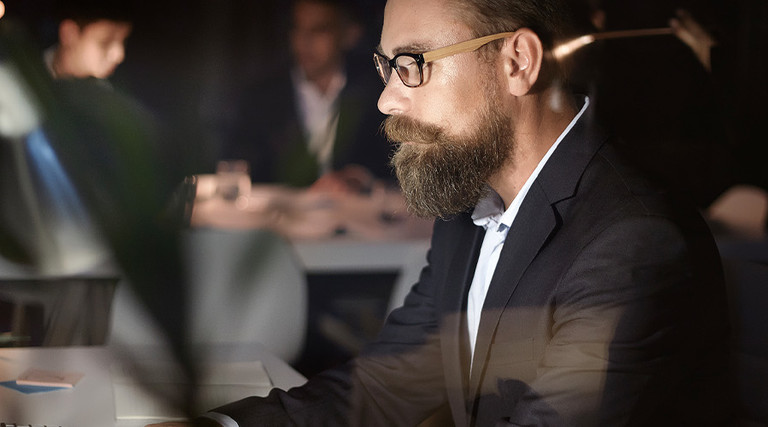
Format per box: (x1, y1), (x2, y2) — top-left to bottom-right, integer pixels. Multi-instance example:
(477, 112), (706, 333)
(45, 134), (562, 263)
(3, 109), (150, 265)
(553, 27), (674, 59)
(0, 63), (41, 138)
(0, 2), (5, 20)
(25, 128), (110, 273)
(553, 35), (596, 59)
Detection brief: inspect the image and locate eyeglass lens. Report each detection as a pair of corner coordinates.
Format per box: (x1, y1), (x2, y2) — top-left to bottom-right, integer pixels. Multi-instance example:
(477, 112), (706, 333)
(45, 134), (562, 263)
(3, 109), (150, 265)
(374, 54), (422, 87)
(374, 54), (392, 84)
(394, 56), (420, 87)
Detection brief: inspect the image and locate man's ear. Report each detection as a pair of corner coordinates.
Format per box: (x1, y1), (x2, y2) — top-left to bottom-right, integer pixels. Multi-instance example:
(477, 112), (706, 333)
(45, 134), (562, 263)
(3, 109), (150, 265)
(58, 19), (81, 47)
(500, 28), (543, 96)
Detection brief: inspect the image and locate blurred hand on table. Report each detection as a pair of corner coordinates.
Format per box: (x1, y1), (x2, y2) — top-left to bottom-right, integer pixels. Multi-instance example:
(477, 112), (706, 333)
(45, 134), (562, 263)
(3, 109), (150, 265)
(189, 174), (433, 240)
(309, 164), (376, 195)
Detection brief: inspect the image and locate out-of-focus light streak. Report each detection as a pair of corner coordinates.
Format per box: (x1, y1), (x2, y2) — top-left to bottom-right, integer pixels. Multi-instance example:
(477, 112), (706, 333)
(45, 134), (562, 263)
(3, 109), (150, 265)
(553, 35), (596, 59)
(553, 27), (674, 59)
(0, 63), (41, 138)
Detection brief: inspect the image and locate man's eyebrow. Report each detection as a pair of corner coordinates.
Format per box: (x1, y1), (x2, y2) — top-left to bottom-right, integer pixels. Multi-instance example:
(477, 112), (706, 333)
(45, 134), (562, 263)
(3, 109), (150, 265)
(376, 42), (434, 58)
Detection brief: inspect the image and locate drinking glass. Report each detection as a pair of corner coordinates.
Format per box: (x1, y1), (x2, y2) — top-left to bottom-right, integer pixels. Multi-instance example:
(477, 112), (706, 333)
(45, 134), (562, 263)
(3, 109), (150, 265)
(216, 159), (251, 202)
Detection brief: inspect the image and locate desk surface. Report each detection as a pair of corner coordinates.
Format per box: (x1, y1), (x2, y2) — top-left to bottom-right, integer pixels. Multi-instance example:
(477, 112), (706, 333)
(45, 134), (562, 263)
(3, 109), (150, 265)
(292, 237), (430, 272)
(0, 343), (306, 427)
(190, 183), (433, 277)
(191, 183), (433, 242)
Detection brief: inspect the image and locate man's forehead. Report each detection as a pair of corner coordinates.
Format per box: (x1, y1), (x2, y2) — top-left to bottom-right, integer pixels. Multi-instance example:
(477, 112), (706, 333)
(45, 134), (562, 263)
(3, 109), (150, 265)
(379, 0), (471, 56)
(293, 1), (340, 24)
(82, 20), (132, 34)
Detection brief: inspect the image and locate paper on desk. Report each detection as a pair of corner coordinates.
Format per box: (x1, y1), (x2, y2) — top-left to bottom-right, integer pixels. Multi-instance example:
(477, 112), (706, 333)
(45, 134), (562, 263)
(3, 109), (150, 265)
(16, 368), (84, 388)
(0, 379), (68, 394)
(111, 360), (272, 420)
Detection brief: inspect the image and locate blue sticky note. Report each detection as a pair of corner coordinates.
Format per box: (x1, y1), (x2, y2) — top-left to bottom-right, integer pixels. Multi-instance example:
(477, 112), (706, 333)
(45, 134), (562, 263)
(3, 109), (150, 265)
(0, 380), (68, 394)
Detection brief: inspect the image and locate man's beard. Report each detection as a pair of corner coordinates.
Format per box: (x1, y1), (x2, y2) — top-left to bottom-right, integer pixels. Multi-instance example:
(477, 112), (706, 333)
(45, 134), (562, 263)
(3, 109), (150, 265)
(384, 89), (513, 219)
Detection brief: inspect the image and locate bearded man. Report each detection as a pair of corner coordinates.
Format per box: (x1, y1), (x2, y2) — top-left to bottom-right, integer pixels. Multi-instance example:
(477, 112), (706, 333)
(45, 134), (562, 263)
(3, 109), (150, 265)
(152, 0), (730, 425)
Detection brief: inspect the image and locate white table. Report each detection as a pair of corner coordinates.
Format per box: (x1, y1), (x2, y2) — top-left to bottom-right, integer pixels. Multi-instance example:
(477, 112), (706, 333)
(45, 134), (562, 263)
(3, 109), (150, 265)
(190, 182), (434, 310)
(291, 237), (430, 314)
(292, 238), (430, 273)
(0, 343), (306, 427)
(191, 182), (433, 241)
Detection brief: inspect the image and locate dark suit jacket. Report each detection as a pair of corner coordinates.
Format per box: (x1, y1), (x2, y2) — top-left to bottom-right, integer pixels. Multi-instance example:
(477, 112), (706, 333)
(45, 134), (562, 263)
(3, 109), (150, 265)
(221, 59), (393, 187)
(213, 111), (730, 426)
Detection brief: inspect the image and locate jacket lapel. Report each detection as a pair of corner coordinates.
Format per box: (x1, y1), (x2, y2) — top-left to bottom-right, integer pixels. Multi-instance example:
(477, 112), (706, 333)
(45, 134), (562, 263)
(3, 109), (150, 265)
(467, 184), (558, 397)
(439, 216), (484, 427)
(465, 109), (610, 402)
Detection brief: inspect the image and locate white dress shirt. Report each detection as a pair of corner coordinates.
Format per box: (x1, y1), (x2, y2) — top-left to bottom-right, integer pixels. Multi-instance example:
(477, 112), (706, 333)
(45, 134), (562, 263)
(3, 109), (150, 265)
(291, 68), (346, 175)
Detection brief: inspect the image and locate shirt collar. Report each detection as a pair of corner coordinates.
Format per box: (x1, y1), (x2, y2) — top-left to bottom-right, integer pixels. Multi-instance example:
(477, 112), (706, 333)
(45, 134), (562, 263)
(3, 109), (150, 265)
(471, 95), (590, 232)
(471, 187), (505, 230)
(291, 67), (347, 103)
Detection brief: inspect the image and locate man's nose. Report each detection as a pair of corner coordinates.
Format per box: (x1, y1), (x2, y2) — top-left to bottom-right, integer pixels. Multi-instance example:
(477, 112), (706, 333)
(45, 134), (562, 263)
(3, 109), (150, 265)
(377, 75), (411, 116)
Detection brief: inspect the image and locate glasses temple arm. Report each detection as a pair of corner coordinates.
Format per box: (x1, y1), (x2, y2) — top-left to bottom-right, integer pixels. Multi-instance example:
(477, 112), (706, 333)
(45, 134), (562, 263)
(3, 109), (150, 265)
(422, 32), (517, 63)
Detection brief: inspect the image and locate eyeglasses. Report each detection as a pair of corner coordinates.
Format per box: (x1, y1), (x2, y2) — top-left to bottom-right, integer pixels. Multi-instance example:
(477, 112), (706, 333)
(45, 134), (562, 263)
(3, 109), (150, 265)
(373, 31), (516, 88)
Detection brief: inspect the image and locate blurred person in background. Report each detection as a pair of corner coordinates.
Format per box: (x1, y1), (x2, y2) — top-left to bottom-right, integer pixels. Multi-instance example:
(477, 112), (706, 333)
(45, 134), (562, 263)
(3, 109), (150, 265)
(15, 0), (135, 276)
(1, 0), (192, 348)
(45, 0), (132, 82)
(0, 0), (138, 346)
(221, 0), (393, 193)
(0, 0), (134, 278)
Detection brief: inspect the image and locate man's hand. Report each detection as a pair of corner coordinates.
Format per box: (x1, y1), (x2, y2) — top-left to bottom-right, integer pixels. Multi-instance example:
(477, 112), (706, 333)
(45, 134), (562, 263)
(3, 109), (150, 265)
(309, 164), (376, 195)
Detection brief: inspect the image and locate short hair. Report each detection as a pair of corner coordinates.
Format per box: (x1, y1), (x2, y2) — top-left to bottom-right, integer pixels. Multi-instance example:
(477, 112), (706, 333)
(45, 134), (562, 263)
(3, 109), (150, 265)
(446, 0), (579, 89)
(291, 0), (362, 25)
(446, 0), (578, 50)
(53, 0), (134, 27)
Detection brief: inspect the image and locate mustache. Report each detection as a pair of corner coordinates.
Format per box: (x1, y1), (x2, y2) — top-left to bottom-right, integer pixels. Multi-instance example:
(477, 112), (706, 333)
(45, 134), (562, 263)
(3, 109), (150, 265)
(383, 115), (444, 146)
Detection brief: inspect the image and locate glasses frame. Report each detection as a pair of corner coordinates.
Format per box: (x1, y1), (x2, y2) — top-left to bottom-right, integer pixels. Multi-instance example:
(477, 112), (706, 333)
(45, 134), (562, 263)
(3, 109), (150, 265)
(374, 31), (517, 88)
